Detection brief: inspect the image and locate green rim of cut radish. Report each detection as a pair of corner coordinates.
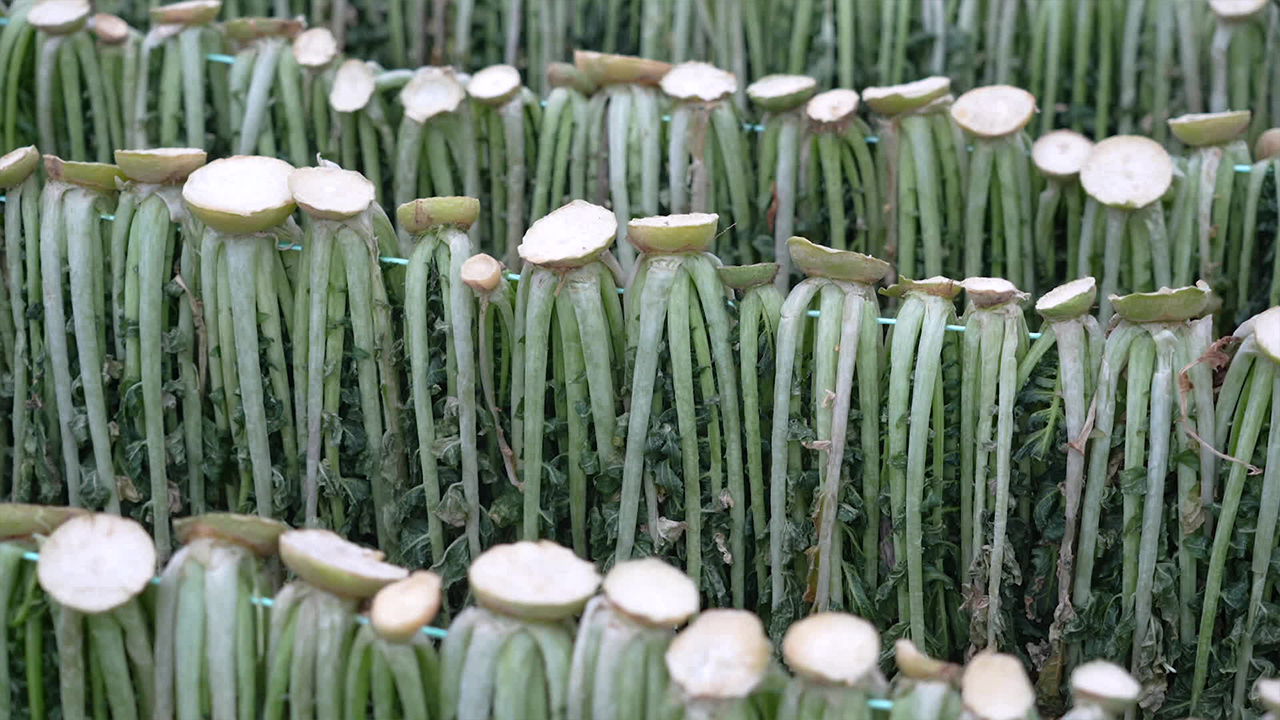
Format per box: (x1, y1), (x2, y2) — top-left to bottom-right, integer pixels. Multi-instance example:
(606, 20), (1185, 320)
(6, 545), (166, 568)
(91, 13), (130, 43)
(44, 156), (125, 192)
(627, 212), (718, 254)
(330, 60), (376, 113)
(182, 155), (296, 233)
(863, 76), (951, 116)
(1209, 0), (1268, 20)
(1036, 277), (1097, 320)
(292, 27), (337, 68)
(289, 166), (376, 220)
(399, 67), (466, 122)
(0, 146), (39, 189)
(115, 148), (207, 184)
(601, 557), (699, 627)
(746, 74), (818, 112)
(782, 613), (880, 687)
(665, 609), (771, 700)
(1257, 678), (1280, 713)
(1110, 282), (1212, 324)
(573, 49), (672, 87)
(468, 540), (601, 620)
(950, 85), (1037, 139)
(0, 503), (88, 539)
(149, 0), (220, 25)
(661, 62), (737, 103)
(894, 639), (962, 683)
(172, 513), (290, 556)
(460, 253), (504, 293)
(961, 652), (1034, 720)
(717, 262), (779, 290)
(788, 236), (889, 283)
(370, 570), (443, 642)
(278, 529), (408, 598)
(806, 88), (860, 126)
(27, 0), (90, 33)
(1168, 110), (1252, 147)
(1256, 128), (1280, 160)
(1079, 135), (1173, 210)
(37, 514), (156, 614)
(467, 64), (522, 106)
(1032, 130), (1093, 181)
(1070, 661), (1141, 715)
(222, 16), (304, 41)
(961, 277), (1027, 308)
(397, 195), (481, 232)
(518, 199), (617, 267)
(881, 276), (963, 299)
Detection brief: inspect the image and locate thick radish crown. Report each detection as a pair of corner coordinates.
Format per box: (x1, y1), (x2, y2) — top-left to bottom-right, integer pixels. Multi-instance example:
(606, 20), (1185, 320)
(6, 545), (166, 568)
(962, 277), (1027, 308)
(1110, 282), (1212, 324)
(0, 503), (87, 539)
(0, 146), (40, 189)
(1032, 130), (1093, 181)
(746, 74), (817, 112)
(398, 196), (481, 232)
(1036, 277), (1097, 320)
(1080, 136), (1173, 210)
(460, 253), (505, 293)
(961, 652), (1035, 720)
(806, 89), (860, 127)
(149, 0), (220, 25)
(28, 0), (90, 33)
(627, 212), (718, 254)
(863, 76), (951, 116)
(519, 199), (617, 267)
(370, 571), (442, 642)
(666, 610), (772, 700)
(399, 67), (466, 123)
(279, 528), (408, 598)
(183, 155), (295, 233)
(789, 236), (889, 283)
(717, 262), (780, 290)
(1168, 110), (1252, 147)
(951, 85), (1037, 139)
(289, 165), (375, 219)
(293, 27), (338, 68)
(115, 148), (207, 184)
(172, 512), (289, 555)
(782, 613), (881, 688)
(37, 514), (156, 614)
(661, 61), (737, 103)
(602, 557), (700, 627)
(468, 540), (601, 620)
(330, 60), (376, 113)
(1070, 660), (1141, 715)
(468, 64), (522, 105)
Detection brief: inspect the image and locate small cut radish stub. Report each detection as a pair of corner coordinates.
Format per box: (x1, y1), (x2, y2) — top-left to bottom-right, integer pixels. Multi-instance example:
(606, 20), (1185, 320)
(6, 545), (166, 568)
(1257, 677), (1280, 713)
(90, 13), (130, 43)
(397, 196), (482, 232)
(1036, 277), (1097, 321)
(627, 212), (718, 254)
(1070, 660), (1141, 715)
(172, 512), (290, 556)
(278, 529), (408, 599)
(601, 557), (699, 627)
(468, 540), (602, 620)
(806, 89), (860, 126)
(1032, 130), (1093, 181)
(661, 62), (737, 103)
(788, 236), (889, 284)
(289, 165), (376, 220)
(460, 253), (504, 293)
(1168, 110), (1252, 147)
(746, 74), (818, 113)
(961, 277), (1027, 309)
(782, 612), (881, 688)
(293, 27), (338, 69)
(467, 64), (522, 106)
(330, 60), (377, 113)
(1256, 128), (1280, 161)
(43, 156), (126, 192)
(1109, 282), (1212, 324)
(1253, 306), (1280, 364)
(399, 67), (466, 123)
(37, 514), (156, 614)
(717, 262), (779, 290)
(862, 76), (951, 116)
(950, 85), (1037, 139)
(665, 609), (772, 700)
(370, 571), (443, 642)
(518, 199), (617, 267)
(182, 155), (296, 234)
(28, 0), (91, 33)
(961, 652), (1035, 720)
(1210, 0), (1268, 21)
(1079, 135), (1173, 210)
(115, 147), (207, 184)
(0, 146), (40, 190)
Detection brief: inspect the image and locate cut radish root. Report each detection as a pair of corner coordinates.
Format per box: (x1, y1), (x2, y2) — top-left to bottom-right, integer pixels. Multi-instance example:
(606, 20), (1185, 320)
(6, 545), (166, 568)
(43, 156), (125, 192)
(90, 13), (130, 42)
(626, 213), (718, 254)
(467, 64), (522, 106)
(1032, 130), (1093, 180)
(1168, 110), (1252, 147)
(468, 540), (601, 620)
(0, 146), (40, 189)
(370, 571), (443, 642)
(292, 27), (338, 68)
(278, 529), (408, 599)
(661, 62), (737, 103)
(717, 262), (780, 290)
(171, 512), (290, 555)
(665, 610), (771, 700)
(1210, 0), (1268, 20)
(961, 277), (1027, 308)
(397, 196), (481, 232)
(1079, 136), (1173, 210)
(1070, 661), (1141, 715)
(27, 0), (90, 33)
(1110, 282), (1212, 324)
(0, 504), (88, 539)
(863, 76), (951, 116)
(788, 236), (889, 283)
(289, 166), (376, 220)
(182, 155), (295, 233)
(37, 514), (156, 614)
(1257, 678), (1280, 713)
(601, 558), (699, 627)
(961, 652), (1034, 720)
(518, 199), (617, 267)
(950, 85), (1036, 139)
(330, 60), (377, 113)
(1036, 277), (1097, 320)
(746, 74), (818, 112)
(806, 89), (860, 124)
(399, 67), (467, 123)
(1257, 129), (1280, 160)
(1254, 306), (1280, 363)
(573, 50), (672, 87)
(894, 639), (961, 683)
(115, 148), (207, 184)
(782, 613), (880, 687)
(460, 253), (504, 293)
(149, 0), (221, 25)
